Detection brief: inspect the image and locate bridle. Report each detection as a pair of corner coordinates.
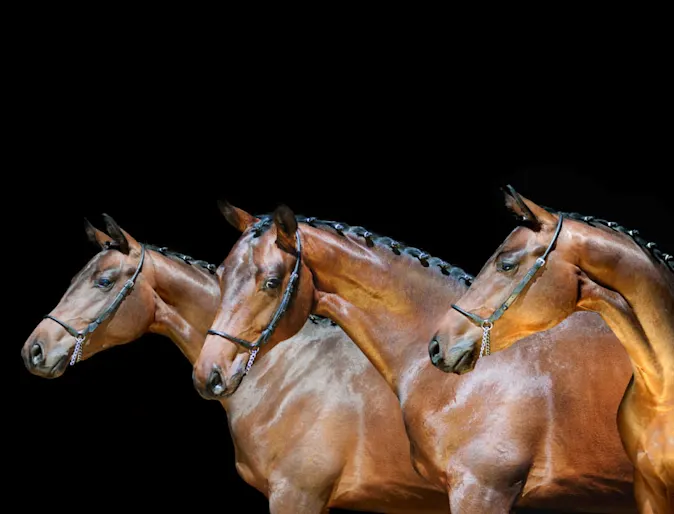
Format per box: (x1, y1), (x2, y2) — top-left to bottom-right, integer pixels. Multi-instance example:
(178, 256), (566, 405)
(43, 244), (146, 366)
(207, 231), (302, 375)
(450, 215), (564, 359)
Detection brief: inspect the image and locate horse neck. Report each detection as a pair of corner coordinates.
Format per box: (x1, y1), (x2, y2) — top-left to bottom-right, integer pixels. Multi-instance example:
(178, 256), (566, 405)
(302, 224), (470, 397)
(147, 249), (221, 364)
(572, 219), (674, 398)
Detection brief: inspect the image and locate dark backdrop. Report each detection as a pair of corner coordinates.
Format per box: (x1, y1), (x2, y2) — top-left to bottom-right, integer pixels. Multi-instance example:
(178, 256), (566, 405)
(11, 61), (671, 512)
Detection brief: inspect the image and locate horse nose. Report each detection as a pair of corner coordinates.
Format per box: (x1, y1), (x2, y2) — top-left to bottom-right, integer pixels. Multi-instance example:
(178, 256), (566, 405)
(428, 337), (442, 365)
(194, 365), (226, 399)
(207, 367), (225, 396)
(28, 340), (45, 369)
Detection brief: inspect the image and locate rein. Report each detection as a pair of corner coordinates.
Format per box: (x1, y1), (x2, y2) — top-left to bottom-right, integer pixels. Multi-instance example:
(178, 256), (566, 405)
(207, 231), (302, 375)
(43, 244), (146, 366)
(450, 215), (564, 359)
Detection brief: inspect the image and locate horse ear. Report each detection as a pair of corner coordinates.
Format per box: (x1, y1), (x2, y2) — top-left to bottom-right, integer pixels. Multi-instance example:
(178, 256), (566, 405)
(84, 218), (115, 249)
(217, 199), (259, 233)
(502, 185), (557, 231)
(502, 184), (539, 229)
(101, 213), (130, 254)
(273, 204), (298, 253)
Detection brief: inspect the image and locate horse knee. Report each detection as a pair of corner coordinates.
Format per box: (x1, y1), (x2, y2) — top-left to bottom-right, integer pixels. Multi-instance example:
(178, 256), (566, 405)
(447, 472), (522, 514)
(268, 479), (331, 514)
(633, 469), (671, 514)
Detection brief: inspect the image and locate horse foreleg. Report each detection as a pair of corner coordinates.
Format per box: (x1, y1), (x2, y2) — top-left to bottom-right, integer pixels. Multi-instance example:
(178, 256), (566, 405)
(268, 477), (331, 514)
(633, 467), (671, 514)
(447, 474), (521, 514)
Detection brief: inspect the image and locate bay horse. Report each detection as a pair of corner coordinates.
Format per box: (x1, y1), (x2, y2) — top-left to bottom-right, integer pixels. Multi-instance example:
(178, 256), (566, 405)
(431, 186), (674, 513)
(192, 201), (637, 513)
(20, 214), (450, 514)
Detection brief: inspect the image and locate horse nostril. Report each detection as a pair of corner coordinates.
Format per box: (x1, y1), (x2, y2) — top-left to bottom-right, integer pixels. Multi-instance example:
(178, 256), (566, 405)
(30, 341), (45, 367)
(428, 338), (441, 362)
(207, 367), (225, 396)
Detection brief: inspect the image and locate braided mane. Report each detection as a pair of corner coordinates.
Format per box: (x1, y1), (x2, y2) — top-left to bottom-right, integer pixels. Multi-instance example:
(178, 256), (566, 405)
(250, 214), (474, 285)
(308, 314), (338, 326)
(541, 207), (674, 273)
(145, 244), (219, 275)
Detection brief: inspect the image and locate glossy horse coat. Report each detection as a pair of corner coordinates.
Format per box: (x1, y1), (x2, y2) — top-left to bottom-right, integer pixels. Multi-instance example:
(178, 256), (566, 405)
(433, 186), (674, 513)
(193, 202), (637, 513)
(21, 216), (449, 514)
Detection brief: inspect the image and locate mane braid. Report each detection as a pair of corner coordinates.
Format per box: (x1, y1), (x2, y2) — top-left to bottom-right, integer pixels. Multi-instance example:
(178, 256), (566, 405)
(251, 213), (474, 285)
(308, 314), (339, 326)
(145, 244), (218, 275)
(541, 206), (674, 274)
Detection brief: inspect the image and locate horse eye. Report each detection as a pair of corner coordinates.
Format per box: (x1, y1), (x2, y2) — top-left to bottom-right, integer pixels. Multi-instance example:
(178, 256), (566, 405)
(264, 277), (281, 289)
(497, 261), (518, 273)
(97, 277), (113, 288)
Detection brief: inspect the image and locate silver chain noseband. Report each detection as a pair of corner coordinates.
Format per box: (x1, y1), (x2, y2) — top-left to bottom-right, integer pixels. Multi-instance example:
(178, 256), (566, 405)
(478, 321), (492, 358)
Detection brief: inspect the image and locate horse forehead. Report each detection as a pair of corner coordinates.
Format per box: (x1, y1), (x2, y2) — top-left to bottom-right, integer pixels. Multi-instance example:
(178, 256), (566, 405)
(55, 255), (108, 307)
(498, 226), (534, 252)
(221, 237), (263, 285)
(66, 252), (123, 290)
(494, 228), (549, 263)
(222, 232), (284, 282)
(243, 232), (284, 268)
(259, 237), (285, 263)
(97, 250), (126, 269)
(65, 253), (103, 288)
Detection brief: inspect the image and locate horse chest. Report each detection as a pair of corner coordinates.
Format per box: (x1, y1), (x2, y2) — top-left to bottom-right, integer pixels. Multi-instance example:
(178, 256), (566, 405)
(399, 401), (447, 485)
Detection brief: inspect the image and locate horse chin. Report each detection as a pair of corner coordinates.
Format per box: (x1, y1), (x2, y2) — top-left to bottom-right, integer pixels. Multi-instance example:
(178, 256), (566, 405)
(222, 368), (245, 397)
(34, 353), (70, 379)
(29, 353), (69, 379)
(218, 352), (248, 396)
(452, 350), (478, 375)
(439, 340), (479, 375)
(50, 354), (70, 377)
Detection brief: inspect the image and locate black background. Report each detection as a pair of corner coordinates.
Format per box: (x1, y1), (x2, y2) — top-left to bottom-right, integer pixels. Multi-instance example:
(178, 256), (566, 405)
(11, 31), (672, 513)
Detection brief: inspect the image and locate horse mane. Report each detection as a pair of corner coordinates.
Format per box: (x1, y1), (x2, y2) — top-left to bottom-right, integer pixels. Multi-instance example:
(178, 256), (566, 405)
(145, 244), (219, 275)
(308, 314), (338, 326)
(541, 207), (674, 273)
(250, 213), (475, 286)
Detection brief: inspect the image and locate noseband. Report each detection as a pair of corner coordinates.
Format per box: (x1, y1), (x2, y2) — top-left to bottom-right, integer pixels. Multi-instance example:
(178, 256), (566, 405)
(43, 244), (146, 366)
(451, 215), (564, 359)
(207, 231), (302, 375)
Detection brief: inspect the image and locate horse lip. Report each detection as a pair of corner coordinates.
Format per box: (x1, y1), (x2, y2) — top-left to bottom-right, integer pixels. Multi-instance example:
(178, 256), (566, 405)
(223, 369), (246, 397)
(454, 349), (474, 374)
(50, 354), (68, 376)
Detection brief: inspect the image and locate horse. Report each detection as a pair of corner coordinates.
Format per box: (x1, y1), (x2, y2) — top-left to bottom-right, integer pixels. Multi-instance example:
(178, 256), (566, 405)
(20, 214), (451, 514)
(431, 185), (674, 513)
(191, 200), (638, 513)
